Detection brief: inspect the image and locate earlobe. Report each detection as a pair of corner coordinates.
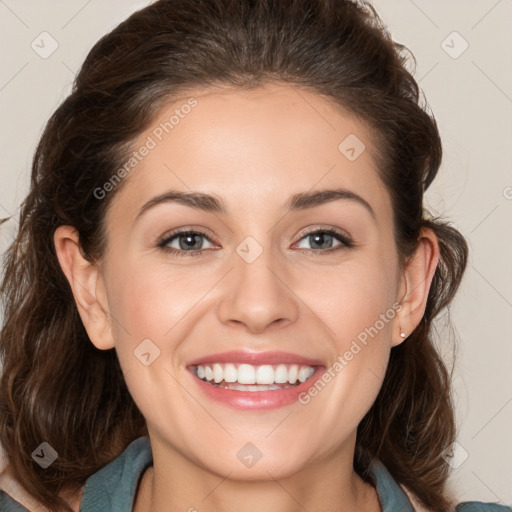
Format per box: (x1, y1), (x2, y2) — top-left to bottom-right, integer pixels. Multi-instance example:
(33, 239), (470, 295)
(393, 228), (440, 347)
(53, 225), (115, 350)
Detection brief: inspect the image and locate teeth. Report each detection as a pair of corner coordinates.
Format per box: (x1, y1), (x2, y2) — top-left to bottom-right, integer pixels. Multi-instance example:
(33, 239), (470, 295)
(223, 363), (237, 383)
(298, 366), (312, 383)
(220, 383), (284, 392)
(194, 362), (315, 387)
(238, 364), (256, 384)
(213, 363), (223, 383)
(274, 364), (288, 383)
(255, 365), (274, 384)
(204, 366), (214, 381)
(288, 364), (298, 384)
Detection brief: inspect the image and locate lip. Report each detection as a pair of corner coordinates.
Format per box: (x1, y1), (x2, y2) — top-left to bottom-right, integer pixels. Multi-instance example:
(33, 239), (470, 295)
(186, 349), (325, 367)
(186, 350), (326, 411)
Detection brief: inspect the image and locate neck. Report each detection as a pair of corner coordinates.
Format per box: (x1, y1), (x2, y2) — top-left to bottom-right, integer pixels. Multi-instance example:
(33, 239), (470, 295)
(133, 436), (381, 512)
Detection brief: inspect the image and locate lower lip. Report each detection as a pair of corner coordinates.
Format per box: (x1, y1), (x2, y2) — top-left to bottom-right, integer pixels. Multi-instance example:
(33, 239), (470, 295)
(188, 366), (326, 410)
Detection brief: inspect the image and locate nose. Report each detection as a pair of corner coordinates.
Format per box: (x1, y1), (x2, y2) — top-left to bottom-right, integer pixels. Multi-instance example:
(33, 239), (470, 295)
(216, 246), (299, 334)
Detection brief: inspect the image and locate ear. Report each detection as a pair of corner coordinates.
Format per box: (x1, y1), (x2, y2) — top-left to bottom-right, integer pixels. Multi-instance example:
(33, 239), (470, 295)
(393, 227), (440, 347)
(53, 225), (115, 350)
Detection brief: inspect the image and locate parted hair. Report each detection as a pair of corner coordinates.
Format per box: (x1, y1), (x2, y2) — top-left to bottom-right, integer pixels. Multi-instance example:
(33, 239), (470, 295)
(0, 1), (468, 510)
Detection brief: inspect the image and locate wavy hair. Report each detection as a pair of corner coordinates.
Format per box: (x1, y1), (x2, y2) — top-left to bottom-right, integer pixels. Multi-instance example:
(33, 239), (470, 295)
(0, 0), (468, 510)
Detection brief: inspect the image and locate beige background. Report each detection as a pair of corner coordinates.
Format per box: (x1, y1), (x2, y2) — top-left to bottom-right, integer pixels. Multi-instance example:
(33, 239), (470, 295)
(0, 0), (511, 506)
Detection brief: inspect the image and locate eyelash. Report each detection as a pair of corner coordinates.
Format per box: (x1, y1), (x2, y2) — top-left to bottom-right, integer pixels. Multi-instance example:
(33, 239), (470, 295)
(157, 227), (354, 258)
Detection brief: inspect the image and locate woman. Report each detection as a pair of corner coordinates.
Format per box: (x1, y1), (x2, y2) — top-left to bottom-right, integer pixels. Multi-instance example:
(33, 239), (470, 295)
(0, 0), (508, 511)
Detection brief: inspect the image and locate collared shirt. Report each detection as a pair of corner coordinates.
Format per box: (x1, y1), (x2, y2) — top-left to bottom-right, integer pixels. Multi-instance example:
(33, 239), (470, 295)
(0, 436), (510, 511)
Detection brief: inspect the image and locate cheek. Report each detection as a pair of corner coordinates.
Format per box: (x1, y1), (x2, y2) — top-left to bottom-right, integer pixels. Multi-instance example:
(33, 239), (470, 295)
(296, 253), (397, 425)
(107, 260), (210, 341)
(304, 253), (397, 341)
(105, 259), (225, 389)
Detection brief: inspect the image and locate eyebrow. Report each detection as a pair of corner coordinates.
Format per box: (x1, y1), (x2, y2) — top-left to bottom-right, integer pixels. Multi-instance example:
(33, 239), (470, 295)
(135, 187), (376, 222)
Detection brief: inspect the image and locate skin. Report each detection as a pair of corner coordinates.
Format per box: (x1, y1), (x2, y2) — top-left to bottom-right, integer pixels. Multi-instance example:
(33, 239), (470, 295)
(54, 82), (439, 512)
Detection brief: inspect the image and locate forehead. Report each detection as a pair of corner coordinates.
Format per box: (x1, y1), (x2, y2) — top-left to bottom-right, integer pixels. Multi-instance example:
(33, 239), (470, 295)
(107, 82), (392, 225)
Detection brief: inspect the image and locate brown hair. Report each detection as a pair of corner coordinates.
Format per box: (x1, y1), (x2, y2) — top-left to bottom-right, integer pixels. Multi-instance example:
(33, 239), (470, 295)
(0, 1), (468, 511)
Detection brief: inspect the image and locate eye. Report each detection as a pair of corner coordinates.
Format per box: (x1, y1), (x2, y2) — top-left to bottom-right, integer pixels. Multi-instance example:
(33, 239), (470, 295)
(157, 227), (353, 258)
(294, 228), (353, 253)
(158, 229), (215, 257)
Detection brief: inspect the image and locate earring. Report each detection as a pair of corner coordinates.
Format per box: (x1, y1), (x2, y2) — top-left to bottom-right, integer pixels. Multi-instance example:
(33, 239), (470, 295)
(400, 332), (406, 338)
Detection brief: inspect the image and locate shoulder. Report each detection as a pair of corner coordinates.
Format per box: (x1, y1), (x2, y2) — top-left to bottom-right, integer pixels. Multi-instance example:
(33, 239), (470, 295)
(0, 459), (46, 511)
(402, 486), (511, 512)
(79, 435), (153, 510)
(369, 459), (509, 512)
(455, 502), (511, 512)
(401, 484), (511, 512)
(0, 436), (152, 512)
(0, 463), (83, 512)
(401, 485), (511, 512)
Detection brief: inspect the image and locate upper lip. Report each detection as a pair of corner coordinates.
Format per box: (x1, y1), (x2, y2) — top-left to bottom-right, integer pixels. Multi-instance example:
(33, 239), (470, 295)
(186, 350), (324, 367)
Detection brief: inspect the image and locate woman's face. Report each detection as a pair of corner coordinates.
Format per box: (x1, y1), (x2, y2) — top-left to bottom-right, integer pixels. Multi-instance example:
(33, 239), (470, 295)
(88, 83), (406, 478)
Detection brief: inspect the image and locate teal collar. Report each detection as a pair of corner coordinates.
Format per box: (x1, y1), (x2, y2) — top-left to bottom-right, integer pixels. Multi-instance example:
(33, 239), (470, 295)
(369, 459), (415, 511)
(79, 436), (414, 511)
(79, 436), (153, 511)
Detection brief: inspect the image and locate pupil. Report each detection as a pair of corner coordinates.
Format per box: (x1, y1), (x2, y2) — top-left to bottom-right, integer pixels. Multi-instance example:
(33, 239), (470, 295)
(311, 233), (332, 249)
(180, 234), (202, 250)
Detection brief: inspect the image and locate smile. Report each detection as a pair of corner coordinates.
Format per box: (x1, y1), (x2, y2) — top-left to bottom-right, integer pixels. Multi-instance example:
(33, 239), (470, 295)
(191, 363), (316, 391)
(185, 350), (325, 409)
